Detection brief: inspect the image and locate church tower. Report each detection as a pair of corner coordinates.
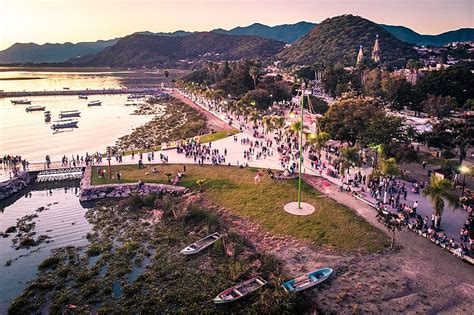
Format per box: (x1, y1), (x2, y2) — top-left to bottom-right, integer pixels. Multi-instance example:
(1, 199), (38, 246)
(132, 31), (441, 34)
(372, 35), (381, 63)
(356, 45), (364, 65)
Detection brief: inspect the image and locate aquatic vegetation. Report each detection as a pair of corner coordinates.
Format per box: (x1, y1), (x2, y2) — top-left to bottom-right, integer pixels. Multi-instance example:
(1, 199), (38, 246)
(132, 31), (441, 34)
(10, 194), (306, 313)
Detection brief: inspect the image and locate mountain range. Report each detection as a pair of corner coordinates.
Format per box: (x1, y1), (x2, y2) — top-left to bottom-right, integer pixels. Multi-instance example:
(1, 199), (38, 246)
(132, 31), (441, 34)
(0, 18), (472, 65)
(0, 39), (118, 64)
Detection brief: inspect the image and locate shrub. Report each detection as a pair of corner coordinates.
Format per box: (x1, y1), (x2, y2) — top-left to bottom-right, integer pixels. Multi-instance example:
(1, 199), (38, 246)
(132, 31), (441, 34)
(143, 193), (158, 208)
(128, 194), (144, 211)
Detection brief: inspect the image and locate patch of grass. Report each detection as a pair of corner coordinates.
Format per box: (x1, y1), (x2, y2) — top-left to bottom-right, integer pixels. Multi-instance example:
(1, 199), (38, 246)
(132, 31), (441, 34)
(91, 164), (389, 252)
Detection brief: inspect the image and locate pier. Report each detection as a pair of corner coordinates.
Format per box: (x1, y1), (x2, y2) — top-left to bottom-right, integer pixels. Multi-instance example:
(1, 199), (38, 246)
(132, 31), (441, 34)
(0, 87), (162, 98)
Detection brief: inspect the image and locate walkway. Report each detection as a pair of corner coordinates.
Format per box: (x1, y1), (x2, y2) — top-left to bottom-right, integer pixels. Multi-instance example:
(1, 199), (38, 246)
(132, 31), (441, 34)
(2, 88), (469, 246)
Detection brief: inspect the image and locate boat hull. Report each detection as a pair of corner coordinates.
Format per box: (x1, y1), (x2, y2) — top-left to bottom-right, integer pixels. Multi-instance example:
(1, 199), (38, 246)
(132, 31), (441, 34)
(213, 276), (267, 304)
(282, 268), (333, 293)
(180, 232), (221, 255)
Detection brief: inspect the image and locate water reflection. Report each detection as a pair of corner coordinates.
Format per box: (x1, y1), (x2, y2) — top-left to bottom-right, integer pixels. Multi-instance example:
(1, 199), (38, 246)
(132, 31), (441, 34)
(0, 181), (91, 314)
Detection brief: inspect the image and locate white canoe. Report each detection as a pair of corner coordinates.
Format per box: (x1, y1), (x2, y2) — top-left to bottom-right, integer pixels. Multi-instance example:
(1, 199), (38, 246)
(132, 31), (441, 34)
(180, 232), (221, 255)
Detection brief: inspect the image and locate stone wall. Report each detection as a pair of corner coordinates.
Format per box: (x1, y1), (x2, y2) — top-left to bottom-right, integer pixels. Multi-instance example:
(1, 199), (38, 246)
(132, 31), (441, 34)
(79, 166), (188, 201)
(0, 172), (32, 200)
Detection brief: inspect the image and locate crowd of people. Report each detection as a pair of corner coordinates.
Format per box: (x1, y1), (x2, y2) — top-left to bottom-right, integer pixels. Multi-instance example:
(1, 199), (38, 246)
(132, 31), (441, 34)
(2, 154), (29, 178)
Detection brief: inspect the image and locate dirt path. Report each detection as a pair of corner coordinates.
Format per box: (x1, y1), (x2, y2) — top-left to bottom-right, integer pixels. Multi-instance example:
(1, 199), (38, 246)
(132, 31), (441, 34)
(202, 175), (473, 313)
(171, 91), (235, 132)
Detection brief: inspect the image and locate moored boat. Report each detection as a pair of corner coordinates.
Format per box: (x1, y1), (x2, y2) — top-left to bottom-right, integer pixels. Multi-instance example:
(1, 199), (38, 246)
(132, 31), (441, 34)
(88, 100), (102, 106)
(127, 94), (145, 100)
(25, 105), (46, 112)
(180, 232), (221, 255)
(59, 110), (81, 118)
(78, 95), (88, 99)
(213, 276), (267, 304)
(44, 111), (51, 122)
(11, 99), (32, 105)
(282, 268), (333, 293)
(51, 119), (79, 130)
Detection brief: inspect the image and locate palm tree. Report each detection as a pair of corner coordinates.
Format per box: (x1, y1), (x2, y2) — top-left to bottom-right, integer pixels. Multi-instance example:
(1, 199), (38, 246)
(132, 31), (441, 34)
(422, 176), (458, 228)
(337, 147), (359, 178)
(306, 131), (330, 158)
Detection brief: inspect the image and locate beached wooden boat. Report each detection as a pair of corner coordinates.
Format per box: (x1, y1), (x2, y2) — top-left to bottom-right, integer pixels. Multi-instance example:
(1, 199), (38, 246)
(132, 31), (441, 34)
(78, 95), (88, 99)
(213, 276), (267, 304)
(59, 110), (81, 118)
(88, 100), (102, 106)
(180, 232), (221, 255)
(282, 268), (333, 293)
(25, 105), (46, 112)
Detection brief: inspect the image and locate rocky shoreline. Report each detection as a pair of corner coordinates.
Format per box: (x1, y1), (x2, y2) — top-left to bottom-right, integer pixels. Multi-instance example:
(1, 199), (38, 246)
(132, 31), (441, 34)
(113, 96), (208, 151)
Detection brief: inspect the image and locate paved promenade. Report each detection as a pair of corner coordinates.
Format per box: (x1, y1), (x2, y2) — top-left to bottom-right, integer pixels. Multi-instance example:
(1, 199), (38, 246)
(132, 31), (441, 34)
(1, 89), (470, 246)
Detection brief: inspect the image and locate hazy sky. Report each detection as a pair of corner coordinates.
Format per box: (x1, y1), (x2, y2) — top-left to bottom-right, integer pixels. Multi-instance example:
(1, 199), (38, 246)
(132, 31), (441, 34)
(0, 0), (472, 50)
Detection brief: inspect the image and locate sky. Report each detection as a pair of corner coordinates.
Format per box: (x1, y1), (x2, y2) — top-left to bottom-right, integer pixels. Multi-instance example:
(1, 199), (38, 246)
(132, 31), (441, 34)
(0, 0), (472, 50)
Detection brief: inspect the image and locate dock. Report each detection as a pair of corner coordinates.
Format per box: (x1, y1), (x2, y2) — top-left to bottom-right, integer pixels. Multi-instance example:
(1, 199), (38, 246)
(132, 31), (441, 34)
(0, 87), (162, 98)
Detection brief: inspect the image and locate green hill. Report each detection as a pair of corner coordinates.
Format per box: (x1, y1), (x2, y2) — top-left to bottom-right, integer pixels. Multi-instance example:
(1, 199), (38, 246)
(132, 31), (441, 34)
(73, 32), (285, 68)
(278, 15), (418, 68)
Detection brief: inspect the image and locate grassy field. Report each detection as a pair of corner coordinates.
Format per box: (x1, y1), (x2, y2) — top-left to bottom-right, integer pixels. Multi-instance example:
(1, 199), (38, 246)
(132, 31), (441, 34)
(91, 164), (389, 252)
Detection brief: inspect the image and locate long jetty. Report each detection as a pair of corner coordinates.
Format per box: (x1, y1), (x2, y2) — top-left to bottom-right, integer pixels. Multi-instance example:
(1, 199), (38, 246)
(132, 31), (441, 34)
(0, 87), (162, 98)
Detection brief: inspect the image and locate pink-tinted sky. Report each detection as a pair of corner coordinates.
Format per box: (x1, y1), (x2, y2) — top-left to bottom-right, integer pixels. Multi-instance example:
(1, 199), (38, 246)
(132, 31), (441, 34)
(0, 0), (472, 50)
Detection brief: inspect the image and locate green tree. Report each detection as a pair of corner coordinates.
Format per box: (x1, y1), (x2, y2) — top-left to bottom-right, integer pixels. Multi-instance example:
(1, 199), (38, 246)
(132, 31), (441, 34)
(321, 96), (383, 147)
(417, 65), (474, 107)
(421, 95), (457, 119)
(306, 131), (330, 158)
(240, 89), (272, 111)
(303, 95), (329, 115)
(423, 119), (474, 163)
(422, 176), (458, 228)
(337, 147), (359, 177)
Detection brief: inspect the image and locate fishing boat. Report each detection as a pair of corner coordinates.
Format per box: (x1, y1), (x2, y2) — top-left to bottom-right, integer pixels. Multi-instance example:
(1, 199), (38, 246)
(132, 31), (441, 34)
(59, 110), (81, 118)
(180, 232), (221, 255)
(44, 111), (51, 122)
(25, 105), (46, 112)
(78, 95), (88, 99)
(282, 268), (333, 293)
(213, 276), (267, 304)
(127, 94), (145, 100)
(51, 119), (78, 130)
(11, 99), (32, 105)
(88, 100), (102, 106)
(63, 87), (70, 90)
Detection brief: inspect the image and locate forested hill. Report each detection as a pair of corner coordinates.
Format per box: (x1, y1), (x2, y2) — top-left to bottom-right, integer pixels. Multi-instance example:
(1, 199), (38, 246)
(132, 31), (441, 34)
(71, 32), (285, 68)
(277, 15), (419, 68)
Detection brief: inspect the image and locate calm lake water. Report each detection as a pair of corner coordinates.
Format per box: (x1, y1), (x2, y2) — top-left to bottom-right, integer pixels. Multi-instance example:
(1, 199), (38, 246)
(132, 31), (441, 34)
(0, 70), (158, 162)
(0, 182), (91, 314)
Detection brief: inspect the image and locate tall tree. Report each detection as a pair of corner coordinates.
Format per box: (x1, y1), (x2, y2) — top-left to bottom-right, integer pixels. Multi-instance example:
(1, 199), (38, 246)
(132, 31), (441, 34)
(422, 176), (458, 228)
(321, 96), (383, 147)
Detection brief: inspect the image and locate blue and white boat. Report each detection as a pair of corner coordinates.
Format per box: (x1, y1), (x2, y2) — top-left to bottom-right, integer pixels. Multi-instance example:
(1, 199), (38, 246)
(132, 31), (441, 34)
(282, 268), (333, 292)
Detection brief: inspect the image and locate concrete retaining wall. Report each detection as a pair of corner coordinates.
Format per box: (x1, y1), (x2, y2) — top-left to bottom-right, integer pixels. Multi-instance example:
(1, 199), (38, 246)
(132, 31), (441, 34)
(0, 172), (32, 200)
(79, 166), (188, 201)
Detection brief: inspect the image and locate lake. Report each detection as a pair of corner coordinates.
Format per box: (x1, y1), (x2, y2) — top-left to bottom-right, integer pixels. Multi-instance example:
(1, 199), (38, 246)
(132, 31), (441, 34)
(0, 182), (91, 314)
(0, 69), (173, 163)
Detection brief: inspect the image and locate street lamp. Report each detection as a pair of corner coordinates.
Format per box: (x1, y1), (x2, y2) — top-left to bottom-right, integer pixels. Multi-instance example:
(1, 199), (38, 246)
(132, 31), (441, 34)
(459, 165), (470, 198)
